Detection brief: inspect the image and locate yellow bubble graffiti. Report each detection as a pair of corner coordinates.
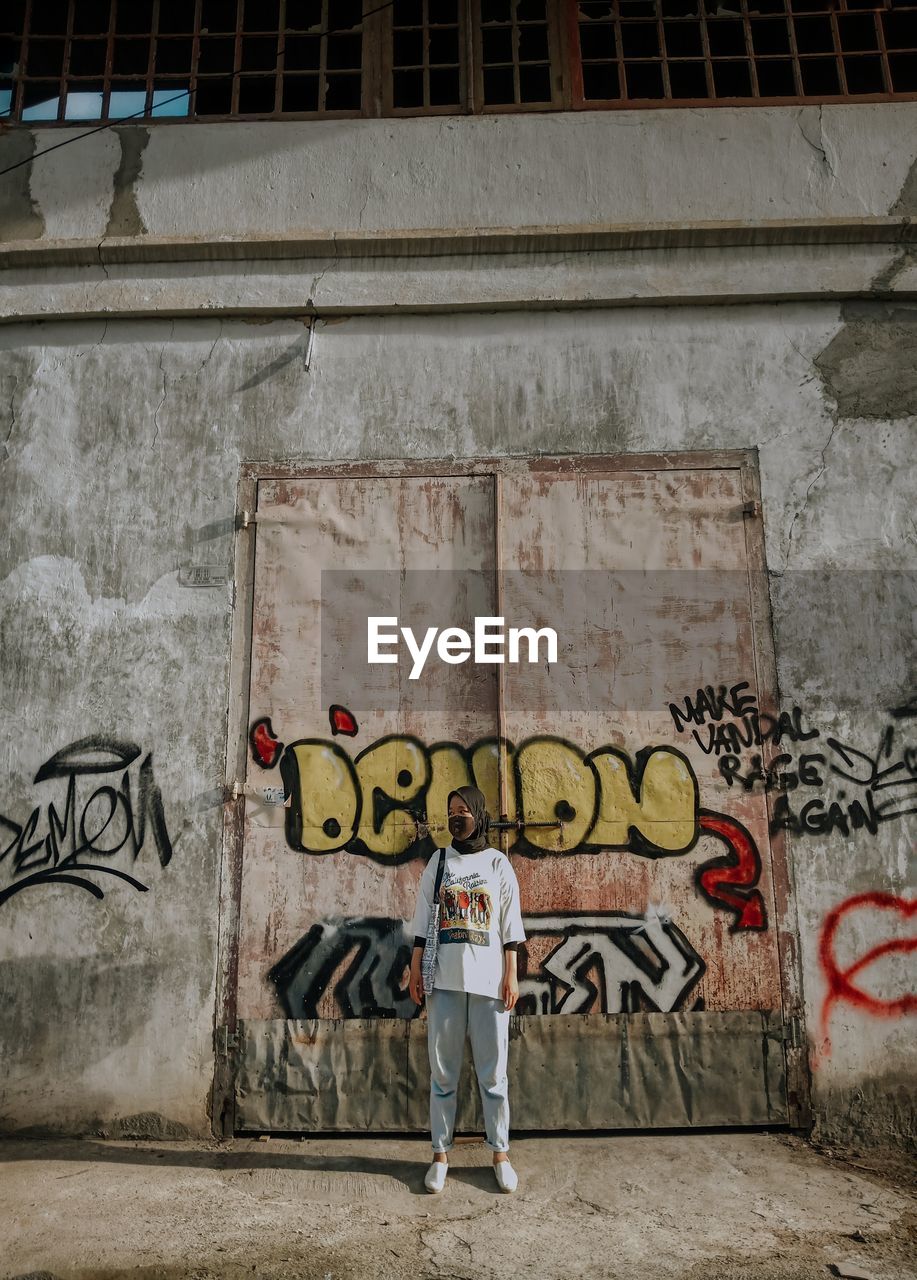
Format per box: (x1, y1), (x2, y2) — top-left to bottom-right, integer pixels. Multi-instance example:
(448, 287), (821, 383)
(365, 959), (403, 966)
(515, 738), (596, 853)
(353, 737), (430, 858)
(287, 741), (360, 853)
(284, 734), (700, 860)
(588, 747), (696, 852)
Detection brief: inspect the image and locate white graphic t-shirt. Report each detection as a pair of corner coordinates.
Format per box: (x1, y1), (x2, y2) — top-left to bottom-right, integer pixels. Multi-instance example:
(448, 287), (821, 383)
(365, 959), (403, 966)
(411, 845), (526, 999)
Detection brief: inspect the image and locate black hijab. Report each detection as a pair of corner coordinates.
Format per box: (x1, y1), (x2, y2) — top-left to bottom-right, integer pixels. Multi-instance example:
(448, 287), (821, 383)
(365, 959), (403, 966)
(447, 785), (491, 854)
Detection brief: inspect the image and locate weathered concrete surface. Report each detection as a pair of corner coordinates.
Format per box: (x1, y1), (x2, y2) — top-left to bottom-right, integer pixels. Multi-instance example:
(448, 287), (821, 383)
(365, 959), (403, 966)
(4, 235), (917, 324)
(5, 104), (917, 243)
(815, 302), (917, 421)
(2, 1133), (915, 1280)
(0, 303), (914, 1148)
(104, 130), (151, 240)
(0, 132), (44, 241)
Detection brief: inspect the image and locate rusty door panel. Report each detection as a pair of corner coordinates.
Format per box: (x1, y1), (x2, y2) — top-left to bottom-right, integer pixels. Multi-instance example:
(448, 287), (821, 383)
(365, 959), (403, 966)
(230, 458), (792, 1131)
(236, 1010), (787, 1131)
(496, 467), (782, 1018)
(238, 475), (497, 1024)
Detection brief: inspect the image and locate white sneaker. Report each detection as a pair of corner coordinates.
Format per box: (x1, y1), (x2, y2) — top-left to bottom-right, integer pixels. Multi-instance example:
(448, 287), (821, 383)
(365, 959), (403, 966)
(493, 1159), (518, 1193)
(424, 1160), (448, 1193)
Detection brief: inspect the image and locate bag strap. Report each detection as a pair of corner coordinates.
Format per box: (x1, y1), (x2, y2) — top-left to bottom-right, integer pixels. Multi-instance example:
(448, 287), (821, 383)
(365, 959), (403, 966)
(432, 847), (447, 901)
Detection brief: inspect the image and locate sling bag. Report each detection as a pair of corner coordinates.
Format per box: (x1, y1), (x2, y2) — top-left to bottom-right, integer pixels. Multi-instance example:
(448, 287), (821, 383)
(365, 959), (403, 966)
(421, 847), (447, 995)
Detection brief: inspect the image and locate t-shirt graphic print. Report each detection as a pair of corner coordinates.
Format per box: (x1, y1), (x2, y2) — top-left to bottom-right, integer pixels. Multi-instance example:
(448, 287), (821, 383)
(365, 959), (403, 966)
(410, 845), (526, 1000)
(440, 873), (493, 946)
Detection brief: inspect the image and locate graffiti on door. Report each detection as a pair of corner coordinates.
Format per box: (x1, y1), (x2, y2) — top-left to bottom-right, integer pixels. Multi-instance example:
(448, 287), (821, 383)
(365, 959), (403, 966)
(250, 711), (769, 934)
(268, 910), (706, 1021)
(517, 911), (705, 1016)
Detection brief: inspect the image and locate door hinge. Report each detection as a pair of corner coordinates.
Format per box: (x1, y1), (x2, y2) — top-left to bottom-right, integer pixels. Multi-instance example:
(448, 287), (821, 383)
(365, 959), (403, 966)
(227, 779), (288, 806)
(742, 500), (762, 518)
(782, 1014), (804, 1049)
(216, 1025), (241, 1058)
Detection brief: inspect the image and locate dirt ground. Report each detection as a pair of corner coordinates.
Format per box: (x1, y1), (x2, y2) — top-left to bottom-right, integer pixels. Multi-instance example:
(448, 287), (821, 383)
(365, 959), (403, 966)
(2, 1131), (914, 1280)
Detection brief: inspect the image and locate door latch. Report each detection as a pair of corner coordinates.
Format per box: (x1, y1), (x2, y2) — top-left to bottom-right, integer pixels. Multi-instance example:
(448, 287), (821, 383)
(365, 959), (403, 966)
(782, 1014), (804, 1049)
(216, 1025), (241, 1058)
(490, 818), (565, 832)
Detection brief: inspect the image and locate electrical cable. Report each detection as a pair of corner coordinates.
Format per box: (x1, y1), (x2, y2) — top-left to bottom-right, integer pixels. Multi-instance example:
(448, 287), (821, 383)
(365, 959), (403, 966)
(0, 0), (398, 180)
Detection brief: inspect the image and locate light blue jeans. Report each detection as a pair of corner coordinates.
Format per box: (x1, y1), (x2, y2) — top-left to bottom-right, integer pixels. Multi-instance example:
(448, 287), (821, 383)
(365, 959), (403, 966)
(426, 988), (510, 1153)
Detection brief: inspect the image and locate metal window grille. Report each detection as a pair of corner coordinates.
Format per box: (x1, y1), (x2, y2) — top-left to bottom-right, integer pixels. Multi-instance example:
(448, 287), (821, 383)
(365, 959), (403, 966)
(570, 0), (917, 106)
(1, 0), (915, 123)
(387, 0), (466, 113)
(473, 0), (561, 108)
(1, 0), (367, 122)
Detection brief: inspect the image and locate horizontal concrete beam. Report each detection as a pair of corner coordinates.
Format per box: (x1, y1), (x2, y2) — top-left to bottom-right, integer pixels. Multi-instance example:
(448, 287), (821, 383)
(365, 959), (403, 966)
(1, 216), (914, 268)
(1, 220), (914, 322)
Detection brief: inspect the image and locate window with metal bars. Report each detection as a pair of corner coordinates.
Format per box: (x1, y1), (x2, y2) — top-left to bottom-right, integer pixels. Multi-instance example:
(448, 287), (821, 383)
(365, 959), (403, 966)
(571, 0), (917, 104)
(1, 1), (915, 123)
(388, 1), (465, 112)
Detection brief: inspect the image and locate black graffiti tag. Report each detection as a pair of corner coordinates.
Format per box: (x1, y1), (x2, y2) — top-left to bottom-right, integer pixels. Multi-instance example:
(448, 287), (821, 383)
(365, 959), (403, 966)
(769, 727), (917, 838)
(268, 912), (706, 1021)
(0, 736), (174, 908)
(669, 679), (917, 842)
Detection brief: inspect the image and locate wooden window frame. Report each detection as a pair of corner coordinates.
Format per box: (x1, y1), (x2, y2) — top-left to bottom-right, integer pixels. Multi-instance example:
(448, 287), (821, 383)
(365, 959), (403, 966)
(3, 0), (917, 125)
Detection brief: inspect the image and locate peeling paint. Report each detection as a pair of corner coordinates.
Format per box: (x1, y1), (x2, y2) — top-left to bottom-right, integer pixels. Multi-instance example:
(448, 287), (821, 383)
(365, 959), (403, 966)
(814, 303), (917, 421)
(0, 132), (45, 241)
(868, 247), (917, 296)
(104, 128), (150, 239)
(811, 155), (917, 423)
(97, 1111), (192, 1140)
(815, 1072), (916, 1151)
(890, 155), (917, 216)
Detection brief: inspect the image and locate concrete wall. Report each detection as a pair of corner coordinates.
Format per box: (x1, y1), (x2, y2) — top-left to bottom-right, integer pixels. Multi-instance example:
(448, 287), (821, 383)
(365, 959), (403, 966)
(0, 105), (914, 1145)
(3, 105), (917, 240)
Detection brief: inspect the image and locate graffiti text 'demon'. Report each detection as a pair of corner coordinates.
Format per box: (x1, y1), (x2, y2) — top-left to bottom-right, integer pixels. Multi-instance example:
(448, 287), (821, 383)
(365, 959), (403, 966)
(280, 734), (698, 862)
(258, 724), (765, 932)
(0, 736), (174, 909)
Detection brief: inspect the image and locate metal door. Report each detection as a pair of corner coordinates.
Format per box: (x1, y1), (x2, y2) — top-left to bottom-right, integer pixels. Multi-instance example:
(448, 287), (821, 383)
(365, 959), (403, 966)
(216, 456), (805, 1135)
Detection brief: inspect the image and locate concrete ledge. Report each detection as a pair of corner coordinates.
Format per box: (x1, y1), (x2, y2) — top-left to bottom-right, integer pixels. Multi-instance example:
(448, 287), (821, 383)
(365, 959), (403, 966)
(1, 230), (915, 322)
(0, 216), (913, 269)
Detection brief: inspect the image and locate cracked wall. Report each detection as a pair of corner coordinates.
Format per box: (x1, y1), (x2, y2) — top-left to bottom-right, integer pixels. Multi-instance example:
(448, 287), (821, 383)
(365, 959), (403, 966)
(813, 153), (917, 424)
(0, 302), (913, 1145)
(2, 75), (915, 1153)
(6, 104), (917, 241)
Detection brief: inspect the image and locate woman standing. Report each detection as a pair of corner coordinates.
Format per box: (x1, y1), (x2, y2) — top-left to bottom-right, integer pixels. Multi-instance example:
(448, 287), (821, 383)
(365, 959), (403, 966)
(408, 785), (525, 1194)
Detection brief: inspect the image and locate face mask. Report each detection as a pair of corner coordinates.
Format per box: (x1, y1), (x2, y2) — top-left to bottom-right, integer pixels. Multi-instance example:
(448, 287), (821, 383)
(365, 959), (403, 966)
(448, 812), (475, 839)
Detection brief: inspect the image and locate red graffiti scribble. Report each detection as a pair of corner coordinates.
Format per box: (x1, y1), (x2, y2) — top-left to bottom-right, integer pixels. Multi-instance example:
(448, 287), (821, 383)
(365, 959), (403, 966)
(696, 810), (767, 931)
(249, 717), (283, 769)
(329, 705), (358, 737)
(817, 891), (917, 1060)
